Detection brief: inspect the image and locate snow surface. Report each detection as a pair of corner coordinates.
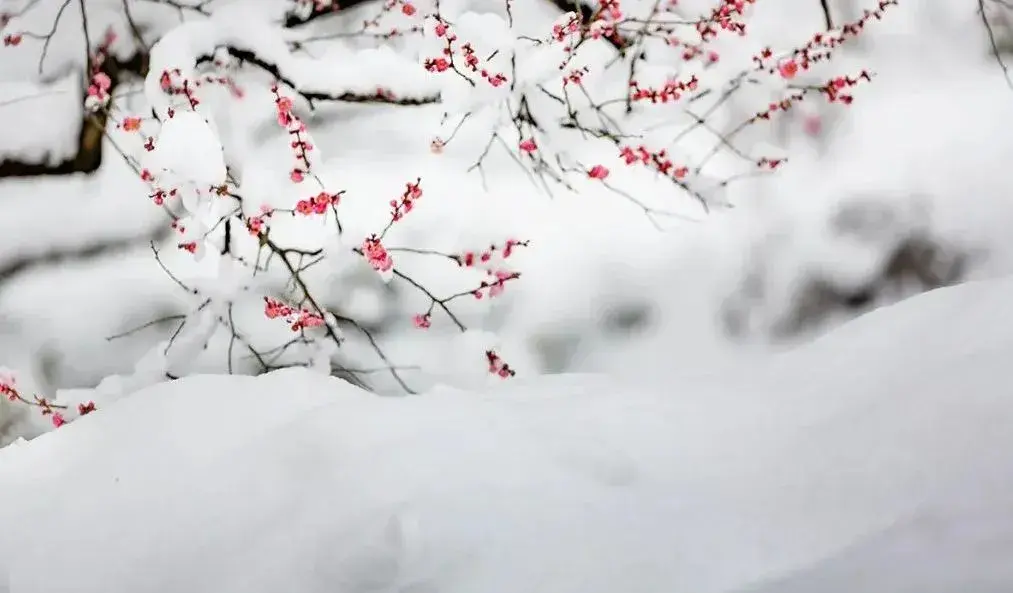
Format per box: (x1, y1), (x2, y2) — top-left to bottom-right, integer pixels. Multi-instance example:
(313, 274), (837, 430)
(3, 274), (1013, 592)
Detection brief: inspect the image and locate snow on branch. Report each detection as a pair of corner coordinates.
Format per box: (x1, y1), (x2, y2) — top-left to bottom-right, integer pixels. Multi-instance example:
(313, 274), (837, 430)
(144, 10), (439, 115)
(0, 0), (906, 436)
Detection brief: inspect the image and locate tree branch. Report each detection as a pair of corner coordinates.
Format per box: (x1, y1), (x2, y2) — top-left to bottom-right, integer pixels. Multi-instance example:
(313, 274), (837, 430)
(0, 226), (170, 287)
(979, 0), (1013, 90)
(199, 48), (438, 107)
(819, 0), (834, 30)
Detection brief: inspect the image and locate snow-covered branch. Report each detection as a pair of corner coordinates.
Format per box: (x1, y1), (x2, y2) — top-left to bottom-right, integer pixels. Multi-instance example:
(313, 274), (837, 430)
(0, 0), (902, 433)
(144, 9), (440, 116)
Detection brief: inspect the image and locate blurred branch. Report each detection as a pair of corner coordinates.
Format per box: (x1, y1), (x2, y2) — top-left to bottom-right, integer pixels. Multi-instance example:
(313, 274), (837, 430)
(819, 0), (833, 29)
(200, 48), (438, 106)
(979, 0), (1013, 90)
(0, 226), (170, 287)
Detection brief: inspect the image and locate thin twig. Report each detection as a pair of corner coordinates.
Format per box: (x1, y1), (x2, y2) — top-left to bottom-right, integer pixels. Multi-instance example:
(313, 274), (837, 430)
(979, 0), (1013, 90)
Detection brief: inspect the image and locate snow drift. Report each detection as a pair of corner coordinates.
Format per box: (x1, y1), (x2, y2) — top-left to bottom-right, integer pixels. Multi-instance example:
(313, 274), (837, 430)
(2, 275), (1012, 592)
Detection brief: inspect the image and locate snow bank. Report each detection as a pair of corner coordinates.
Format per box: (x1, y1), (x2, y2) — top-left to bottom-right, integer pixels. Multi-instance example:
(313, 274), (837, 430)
(2, 271), (1013, 591)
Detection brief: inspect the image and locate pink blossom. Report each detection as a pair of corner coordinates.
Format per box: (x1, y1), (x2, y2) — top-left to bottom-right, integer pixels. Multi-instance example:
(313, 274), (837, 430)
(51, 413), (66, 428)
(362, 237), (394, 272)
(426, 58), (449, 73)
(485, 350), (515, 378)
(292, 311), (325, 330)
(246, 216), (267, 235)
(92, 72), (112, 91)
(519, 138), (537, 153)
(803, 114), (822, 136)
(264, 297), (292, 319)
(778, 59), (798, 79)
(587, 164), (610, 180)
(0, 374), (17, 401)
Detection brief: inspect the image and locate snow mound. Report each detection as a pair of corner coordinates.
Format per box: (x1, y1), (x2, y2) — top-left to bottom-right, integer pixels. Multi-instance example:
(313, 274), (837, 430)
(151, 110), (226, 187)
(3, 277), (1013, 592)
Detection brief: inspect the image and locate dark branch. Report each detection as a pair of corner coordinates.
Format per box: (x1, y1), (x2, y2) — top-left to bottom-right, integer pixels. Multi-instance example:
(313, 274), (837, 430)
(819, 0), (833, 30)
(284, 0), (627, 51)
(199, 47), (438, 107)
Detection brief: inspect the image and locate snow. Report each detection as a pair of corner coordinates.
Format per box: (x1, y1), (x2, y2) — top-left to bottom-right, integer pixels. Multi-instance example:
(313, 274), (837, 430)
(2, 0), (1013, 586)
(3, 274), (1013, 592)
(0, 75), (82, 164)
(151, 110), (227, 187)
(0, 155), (163, 277)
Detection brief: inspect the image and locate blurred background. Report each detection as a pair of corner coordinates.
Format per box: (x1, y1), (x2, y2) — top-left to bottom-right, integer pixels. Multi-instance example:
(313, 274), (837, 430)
(1, 0), (1012, 441)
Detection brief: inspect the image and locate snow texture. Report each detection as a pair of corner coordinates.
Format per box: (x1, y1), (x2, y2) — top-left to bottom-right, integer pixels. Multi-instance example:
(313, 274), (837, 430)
(3, 274), (1013, 592)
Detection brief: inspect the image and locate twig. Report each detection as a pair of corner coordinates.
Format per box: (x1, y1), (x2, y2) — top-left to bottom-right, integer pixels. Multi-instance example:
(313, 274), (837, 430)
(29, 0), (74, 75)
(77, 0), (92, 71)
(819, 0), (834, 30)
(979, 0), (1013, 90)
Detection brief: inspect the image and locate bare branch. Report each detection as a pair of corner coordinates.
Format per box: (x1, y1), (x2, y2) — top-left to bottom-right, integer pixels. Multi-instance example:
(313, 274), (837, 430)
(819, 0), (834, 30)
(979, 0), (1013, 90)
